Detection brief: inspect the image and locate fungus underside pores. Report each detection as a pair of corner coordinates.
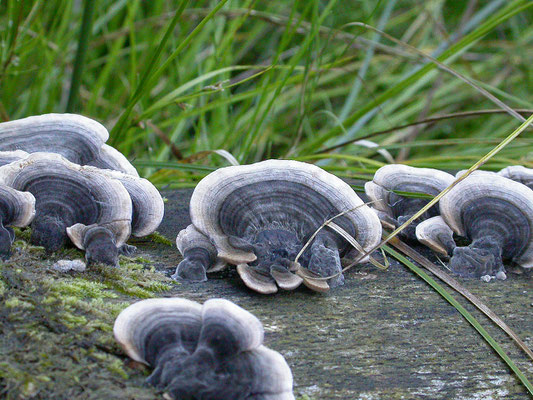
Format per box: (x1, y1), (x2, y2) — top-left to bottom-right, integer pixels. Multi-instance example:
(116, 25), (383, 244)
(113, 298), (295, 400)
(0, 114), (163, 265)
(416, 171), (533, 279)
(0, 152), (133, 266)
(0, 183), (35, 259)
(174, 160), (382, 294)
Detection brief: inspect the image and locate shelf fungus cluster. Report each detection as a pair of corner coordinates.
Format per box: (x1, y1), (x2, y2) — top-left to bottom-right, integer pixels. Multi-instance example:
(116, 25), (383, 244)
(0, 114), (164, 266)
(113, 297), (294, 400)
(0, 113), (138, 175)
(365, 164), (454, 240)
(174, 160), (382, 294)
(416, 170), (533, 279)
(498, 165), (533, 190)
(0, 181), (35, 259)
(366, 164), (533, 280)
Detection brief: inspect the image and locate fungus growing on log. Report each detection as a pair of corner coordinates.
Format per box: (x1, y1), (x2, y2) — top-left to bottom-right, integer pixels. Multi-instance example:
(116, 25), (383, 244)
(174, 160), (381, 294)
(0, 150), (29, 167)
(88, 144), (139, 177)
(0, 184), (35, 259)
(0, 113), (107, 164)
(365, 164), (454, 240)
(416, 171), (533, 279)
(82, 166), (164, 238)
(0, 114), (138, 176)
(498, 165), (533, 190)
(0, 152), (132, 266)
(113, 297), (294, 400)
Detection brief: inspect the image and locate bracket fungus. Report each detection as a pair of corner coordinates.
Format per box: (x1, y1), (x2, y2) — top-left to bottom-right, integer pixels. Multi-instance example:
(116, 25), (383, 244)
(365, 164), (454, 240)
(174, 224), (222, 282)
(113, 297), (294, 400)
(174, 160), (381, 294)
(416, 171), (533, 278)
(498, 165), (533, 190)
(82, 166), (164, 238)
(0, 113), (138, 176)
(0, 113), (107, 164)
(0, 150), (29, 167)
(0, 152), (132, 266)
(0, 184), (35, 259)
(88, 144), (139, 177)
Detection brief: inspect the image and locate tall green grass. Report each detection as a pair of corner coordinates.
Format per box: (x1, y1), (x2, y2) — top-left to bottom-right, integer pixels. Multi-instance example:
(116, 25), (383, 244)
(1, 0), (531, 184)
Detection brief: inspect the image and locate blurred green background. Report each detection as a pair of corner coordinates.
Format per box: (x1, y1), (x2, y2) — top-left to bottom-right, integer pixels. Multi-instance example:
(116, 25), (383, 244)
(1, 0), (532, 186)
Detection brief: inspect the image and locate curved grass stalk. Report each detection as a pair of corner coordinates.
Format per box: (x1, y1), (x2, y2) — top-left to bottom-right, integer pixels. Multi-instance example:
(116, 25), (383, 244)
(319, 109), (533, 154)
(341, 22), (525, 123)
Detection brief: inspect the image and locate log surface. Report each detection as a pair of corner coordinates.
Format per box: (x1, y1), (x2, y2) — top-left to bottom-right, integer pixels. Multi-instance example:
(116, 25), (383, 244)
(157, 189), (533, 400)
(0, 188), (531, 399)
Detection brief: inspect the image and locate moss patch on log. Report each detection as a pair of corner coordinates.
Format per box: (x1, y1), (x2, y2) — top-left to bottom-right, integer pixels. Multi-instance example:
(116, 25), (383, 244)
(0, 231), (171, 400)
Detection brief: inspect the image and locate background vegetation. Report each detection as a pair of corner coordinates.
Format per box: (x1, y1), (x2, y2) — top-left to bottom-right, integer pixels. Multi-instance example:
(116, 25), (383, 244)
(1, 1), (533, 398)
(1, 0), (532, 187)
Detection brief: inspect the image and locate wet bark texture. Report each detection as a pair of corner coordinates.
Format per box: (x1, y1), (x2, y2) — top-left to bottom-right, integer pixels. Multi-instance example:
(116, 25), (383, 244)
(158, 189), (533, 400)
(0, 188), (531, 399)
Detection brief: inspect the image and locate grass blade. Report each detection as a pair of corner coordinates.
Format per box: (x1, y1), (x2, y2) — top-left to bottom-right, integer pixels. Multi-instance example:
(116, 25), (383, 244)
(319, 108), (533, 154)
(300, 0), (533, 152)
(66, 0), (96, 112)
(342, 22), (525, 123)
(110, 0), (190, 143)
(240, 0), (339, 159)
(132, 160), (216, 173)
(338, 0), (396, 122)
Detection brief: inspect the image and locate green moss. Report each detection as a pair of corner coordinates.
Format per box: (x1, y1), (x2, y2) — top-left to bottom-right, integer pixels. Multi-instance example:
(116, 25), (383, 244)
(95, 260), (172, 298)
(52, 246), (86, 259)
(61, 312), (88, 328)
(146, 231), (174, 246)
(0, 363), (52, 398)
(12, 227), (31, 242)
(4, 297), (34, 309)
(0, 236), (171, 399)
(92, 353), (130, 380)
(51, 278), (117, 299)
(12, 240), (45, 255)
